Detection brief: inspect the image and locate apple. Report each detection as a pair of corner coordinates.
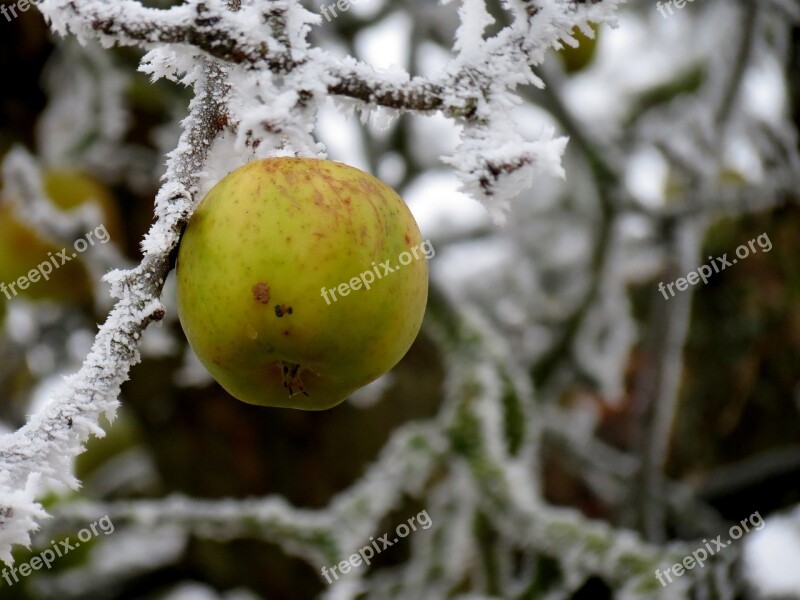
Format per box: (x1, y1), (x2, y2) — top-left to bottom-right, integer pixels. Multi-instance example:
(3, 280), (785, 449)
(176, 158), (429, 410)
(558, 24), (600, 74)
(0, 170), (121, 305)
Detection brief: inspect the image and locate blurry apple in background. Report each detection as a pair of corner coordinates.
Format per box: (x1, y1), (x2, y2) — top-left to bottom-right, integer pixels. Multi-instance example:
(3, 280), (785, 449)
(0, 170), (122, 306)
(558, 24), (600, 74)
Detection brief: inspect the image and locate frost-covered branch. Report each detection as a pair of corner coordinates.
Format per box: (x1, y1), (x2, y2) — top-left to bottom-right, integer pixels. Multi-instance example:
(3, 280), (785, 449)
(45, 421), (445, 572)
(0, 58), (230, 563)
(37, 0), (625, 219)
(41, 0), (292, 70)
(629, 222), (702, 543)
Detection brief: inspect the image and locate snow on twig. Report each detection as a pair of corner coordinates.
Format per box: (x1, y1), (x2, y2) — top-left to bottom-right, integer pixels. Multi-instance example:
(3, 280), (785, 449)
(0, 57), (229, 563)
(39, 0), (624, 213)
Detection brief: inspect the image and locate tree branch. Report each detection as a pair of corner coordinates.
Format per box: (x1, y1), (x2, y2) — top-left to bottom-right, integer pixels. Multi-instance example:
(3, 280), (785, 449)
(0, 59), (229, 563)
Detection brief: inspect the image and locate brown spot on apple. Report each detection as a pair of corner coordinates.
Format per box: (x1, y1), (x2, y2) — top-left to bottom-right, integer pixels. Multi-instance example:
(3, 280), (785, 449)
(252, 283), (270, 304)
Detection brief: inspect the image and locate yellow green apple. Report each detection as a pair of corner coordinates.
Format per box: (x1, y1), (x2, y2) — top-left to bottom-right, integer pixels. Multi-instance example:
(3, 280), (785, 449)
(176, 158), (429, 410)
(0, 170), (121, 305)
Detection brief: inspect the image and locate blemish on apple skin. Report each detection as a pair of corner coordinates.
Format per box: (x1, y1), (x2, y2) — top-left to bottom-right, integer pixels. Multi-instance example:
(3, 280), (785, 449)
(280, 361), (309, 397)
(275, 305), (293, 317)
(252, 283), (271, 304)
